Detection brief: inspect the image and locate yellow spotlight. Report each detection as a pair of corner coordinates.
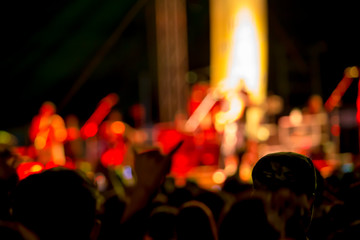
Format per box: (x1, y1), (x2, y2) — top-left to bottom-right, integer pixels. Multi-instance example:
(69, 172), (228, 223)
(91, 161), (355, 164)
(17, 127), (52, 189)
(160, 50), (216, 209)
(210, 0), (268, 105)
(214, 114), (225, 132)
(239, 163), (252, 183)
(226, 92), (245, 122)
(289, 108), (303, 126)
(245, 107), (263, 140)
(224, 155), (238, 176)
(215, 92), (245, 126)
(30, 164), (43, 173)
(257, 126), (270, 141)
(212, 170), (226, 184)
(222, 122), (239, 156)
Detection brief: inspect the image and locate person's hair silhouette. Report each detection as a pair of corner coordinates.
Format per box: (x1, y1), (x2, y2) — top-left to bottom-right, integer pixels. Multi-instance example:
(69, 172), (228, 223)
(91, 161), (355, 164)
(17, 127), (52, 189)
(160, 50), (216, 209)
(252, 152), (317, 198)
(11, 167), (99, 240)
(176, 200), (218, 240)
(252, 152), (317, 238)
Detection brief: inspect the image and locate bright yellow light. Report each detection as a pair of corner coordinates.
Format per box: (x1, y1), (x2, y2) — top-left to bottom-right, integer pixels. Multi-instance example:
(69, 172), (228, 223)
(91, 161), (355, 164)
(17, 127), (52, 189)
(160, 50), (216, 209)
(239, 164), (252, 182)
(289, 108), (303, 126)
(245, 107), (263, 140)
(225, 10), (259, 93)
(225, 121), (238, 136)
(257, 126), (270, 141)
(215, 112), (226, 125)
(215, 92), (245, 126)
(214, 115), (225, 132)
(222, 122), (238, 156)
(226, 93), (245, 122)
(224, 155), (238, 176)
(212, 170), (226, 184)
(30, 164), (43, 173)
(210, 0), (268, 105)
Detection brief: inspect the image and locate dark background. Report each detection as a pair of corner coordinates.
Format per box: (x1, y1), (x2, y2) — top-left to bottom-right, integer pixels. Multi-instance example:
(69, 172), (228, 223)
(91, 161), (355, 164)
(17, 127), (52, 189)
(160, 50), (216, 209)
(1, 0), (359, 144)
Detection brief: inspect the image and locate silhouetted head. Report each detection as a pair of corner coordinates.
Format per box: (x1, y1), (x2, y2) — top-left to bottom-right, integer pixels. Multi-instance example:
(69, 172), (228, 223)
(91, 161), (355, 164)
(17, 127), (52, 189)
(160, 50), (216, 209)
(252, 152), (317, 234)
(252, 152), (317, 198)
(219, 191), (280, 240)
(11, 167), (99, 240)
(194, 190), (226, 224)
(145, 205), (178, 240)
(176, 201), (217, 240)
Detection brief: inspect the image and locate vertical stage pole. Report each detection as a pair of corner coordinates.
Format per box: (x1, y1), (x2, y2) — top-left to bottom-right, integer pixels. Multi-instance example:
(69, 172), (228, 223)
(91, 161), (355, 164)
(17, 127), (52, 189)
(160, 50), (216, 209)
(155, 0), (189, 122)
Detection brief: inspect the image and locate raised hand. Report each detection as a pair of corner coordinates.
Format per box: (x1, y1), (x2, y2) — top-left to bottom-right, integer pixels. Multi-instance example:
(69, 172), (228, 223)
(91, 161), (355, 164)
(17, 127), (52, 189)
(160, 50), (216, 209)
(120, 141), (183, 223)
(133, 141), (183, 192)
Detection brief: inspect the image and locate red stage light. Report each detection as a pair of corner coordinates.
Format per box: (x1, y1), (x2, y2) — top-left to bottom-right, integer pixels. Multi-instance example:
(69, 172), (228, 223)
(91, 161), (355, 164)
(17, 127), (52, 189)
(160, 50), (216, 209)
(156, 129), (184, 155)
(325, 76), (353, 112)
(16, 162), (44, 181)
(105, 93), (119, 106)
(101, 148), (124, 167)
(201, 153), (216, 165)
(82, 122), (98, 138)
(67, 127), (80, 141)
(312, 159), (329, 171)
(80, 93), (119, 139)
(90, 94), (118, 124)
(171, 153), (190, 176)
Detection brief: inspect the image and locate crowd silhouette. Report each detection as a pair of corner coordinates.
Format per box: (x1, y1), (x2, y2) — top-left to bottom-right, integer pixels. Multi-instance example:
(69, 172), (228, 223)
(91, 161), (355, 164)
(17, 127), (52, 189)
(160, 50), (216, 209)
(1, 139), (360, 239)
